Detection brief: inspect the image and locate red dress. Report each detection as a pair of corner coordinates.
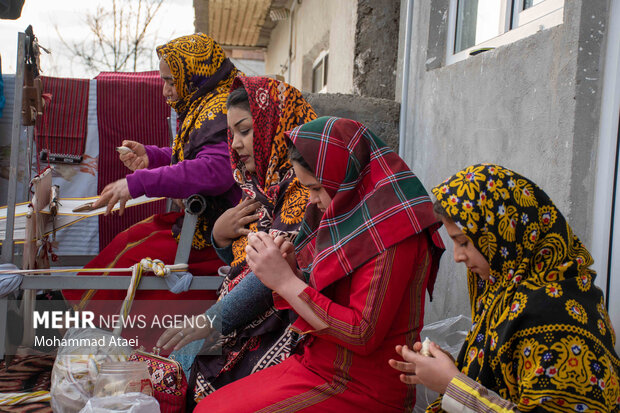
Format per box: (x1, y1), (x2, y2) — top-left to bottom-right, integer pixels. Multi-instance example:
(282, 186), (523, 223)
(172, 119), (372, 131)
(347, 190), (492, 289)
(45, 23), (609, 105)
(195, 234), (431, 412)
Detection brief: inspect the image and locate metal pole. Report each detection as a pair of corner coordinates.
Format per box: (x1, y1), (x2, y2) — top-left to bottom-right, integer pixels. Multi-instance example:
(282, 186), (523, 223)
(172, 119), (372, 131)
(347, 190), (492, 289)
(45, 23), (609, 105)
(25, 126), (34, 193)
(398, 0), (414, 158)
(1, 32), (27, 263)
(0, 297), (7, 358)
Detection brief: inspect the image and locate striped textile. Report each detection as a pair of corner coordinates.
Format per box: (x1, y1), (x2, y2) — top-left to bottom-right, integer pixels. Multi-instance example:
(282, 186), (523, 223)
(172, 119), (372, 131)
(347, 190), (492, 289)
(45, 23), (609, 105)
(0, 391), (51, 406)
(442, 374), (518, 413)
(36, 76), (89, 157)
(95, 71), (170, 248)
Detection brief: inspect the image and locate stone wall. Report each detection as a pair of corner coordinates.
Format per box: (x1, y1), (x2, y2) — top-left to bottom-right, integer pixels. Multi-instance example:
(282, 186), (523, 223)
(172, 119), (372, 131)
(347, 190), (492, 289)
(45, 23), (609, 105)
(396, 0), (610, 324)
(303, 92), (400, 151)
(353, 0), (400, 99)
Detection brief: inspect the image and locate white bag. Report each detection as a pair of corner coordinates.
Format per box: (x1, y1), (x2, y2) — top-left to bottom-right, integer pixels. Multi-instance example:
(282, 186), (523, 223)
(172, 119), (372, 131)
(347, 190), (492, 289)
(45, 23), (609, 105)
(50, 328), (133, 413)
(413, 315), (471, 412)
(78, 392), (160, 413)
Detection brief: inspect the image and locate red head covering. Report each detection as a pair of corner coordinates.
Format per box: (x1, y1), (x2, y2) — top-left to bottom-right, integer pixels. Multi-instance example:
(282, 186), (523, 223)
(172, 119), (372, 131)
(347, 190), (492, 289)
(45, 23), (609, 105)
(223, 76), (317, 291)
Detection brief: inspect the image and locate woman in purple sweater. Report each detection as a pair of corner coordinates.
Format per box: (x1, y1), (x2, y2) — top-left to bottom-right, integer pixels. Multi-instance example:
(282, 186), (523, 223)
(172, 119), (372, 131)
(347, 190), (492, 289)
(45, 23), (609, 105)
(63, 33), (242, 349)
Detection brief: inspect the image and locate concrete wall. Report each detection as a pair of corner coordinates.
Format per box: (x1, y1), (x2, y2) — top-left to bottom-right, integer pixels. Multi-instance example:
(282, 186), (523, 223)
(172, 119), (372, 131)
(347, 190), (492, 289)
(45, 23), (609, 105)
(264, 0), (357, 93)
(398, 0), (610, 324)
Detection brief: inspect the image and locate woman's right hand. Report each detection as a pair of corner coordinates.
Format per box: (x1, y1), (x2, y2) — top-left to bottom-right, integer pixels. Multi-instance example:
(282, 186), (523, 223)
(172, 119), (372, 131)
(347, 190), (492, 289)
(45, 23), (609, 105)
(119, 140), (148, 171)
(212, 198), (261, 247)
(389, 341), (460, 394)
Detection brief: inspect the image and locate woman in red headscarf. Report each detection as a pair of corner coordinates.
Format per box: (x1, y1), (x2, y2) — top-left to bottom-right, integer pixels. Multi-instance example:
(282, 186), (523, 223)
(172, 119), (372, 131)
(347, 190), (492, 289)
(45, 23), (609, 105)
(157, 76), (317, 409)
(194, 116), (445, 412)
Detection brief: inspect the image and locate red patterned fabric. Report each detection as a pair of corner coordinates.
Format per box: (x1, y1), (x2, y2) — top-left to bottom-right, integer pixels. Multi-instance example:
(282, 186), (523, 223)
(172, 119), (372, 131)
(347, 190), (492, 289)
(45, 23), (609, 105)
(95, 71), (170, 247)
(196, 235), (432, 412)
(36, 76), (89, 157)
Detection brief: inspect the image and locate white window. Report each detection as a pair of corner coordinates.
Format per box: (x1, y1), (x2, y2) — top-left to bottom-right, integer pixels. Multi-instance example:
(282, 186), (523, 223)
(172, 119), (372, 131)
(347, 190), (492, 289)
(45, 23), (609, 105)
(447, 0), (564, 64)
(312, 51), (328, 93)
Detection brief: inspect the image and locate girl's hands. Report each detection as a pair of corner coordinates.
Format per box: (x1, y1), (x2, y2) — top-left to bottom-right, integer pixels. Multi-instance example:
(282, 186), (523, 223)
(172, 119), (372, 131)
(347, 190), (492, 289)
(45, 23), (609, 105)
(245, 232), (297, 292)
(247, 232), (328, 331)
(272, 235), (300, 276)
(388, 340), (460, 393)
(212, 198), (261, 247)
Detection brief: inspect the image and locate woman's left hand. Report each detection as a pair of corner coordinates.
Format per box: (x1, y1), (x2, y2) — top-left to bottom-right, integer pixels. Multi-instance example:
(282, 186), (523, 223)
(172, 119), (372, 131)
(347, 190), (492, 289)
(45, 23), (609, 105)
(91, 178), (132, 215)
(246, 232), (297, 291)
(156, 314), (220, 352)
(389, 341), (460, 393)
(273, 235), (299, 275)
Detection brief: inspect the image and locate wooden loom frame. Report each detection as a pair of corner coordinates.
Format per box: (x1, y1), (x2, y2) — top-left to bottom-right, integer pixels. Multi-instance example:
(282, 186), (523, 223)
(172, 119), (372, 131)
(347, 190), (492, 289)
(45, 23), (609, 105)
(0, 32), (221, 359)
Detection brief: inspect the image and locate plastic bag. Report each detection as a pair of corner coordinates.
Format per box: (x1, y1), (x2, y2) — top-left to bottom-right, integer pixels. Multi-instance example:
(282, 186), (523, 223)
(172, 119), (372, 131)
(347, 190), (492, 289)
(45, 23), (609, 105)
(50, 328), (133, 413)
(413, 315), (471, 412)
(78, 392), (160, 413)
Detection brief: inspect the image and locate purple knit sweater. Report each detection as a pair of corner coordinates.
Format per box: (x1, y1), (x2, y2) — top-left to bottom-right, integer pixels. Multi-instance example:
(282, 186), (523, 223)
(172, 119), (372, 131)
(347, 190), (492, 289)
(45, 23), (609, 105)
(126, 142), (240, 204)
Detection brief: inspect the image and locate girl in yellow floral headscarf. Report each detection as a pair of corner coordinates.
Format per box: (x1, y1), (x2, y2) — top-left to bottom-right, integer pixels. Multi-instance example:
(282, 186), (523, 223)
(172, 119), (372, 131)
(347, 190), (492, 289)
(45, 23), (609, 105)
(391, 163), (620, 412)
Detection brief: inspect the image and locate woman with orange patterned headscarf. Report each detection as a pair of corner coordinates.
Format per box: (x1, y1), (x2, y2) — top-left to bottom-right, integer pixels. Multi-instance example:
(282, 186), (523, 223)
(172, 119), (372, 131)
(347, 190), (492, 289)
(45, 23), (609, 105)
(63, 33), (242, 350)
(157, 76), (317, 408)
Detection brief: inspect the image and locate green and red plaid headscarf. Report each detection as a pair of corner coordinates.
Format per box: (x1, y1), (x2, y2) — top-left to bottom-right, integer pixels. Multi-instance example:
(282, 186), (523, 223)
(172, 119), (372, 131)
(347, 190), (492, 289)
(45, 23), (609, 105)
(287, 116), (444, 293)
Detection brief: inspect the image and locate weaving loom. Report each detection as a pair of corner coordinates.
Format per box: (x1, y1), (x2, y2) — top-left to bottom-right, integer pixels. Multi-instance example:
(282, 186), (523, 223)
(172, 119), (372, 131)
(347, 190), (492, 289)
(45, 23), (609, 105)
(0, 31), (221, 410)
(0, 194), (165, 244)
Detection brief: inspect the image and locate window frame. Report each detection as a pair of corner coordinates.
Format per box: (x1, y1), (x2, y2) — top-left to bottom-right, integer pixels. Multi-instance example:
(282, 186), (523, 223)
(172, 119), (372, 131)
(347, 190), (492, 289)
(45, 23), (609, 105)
(312, 50), (329, 93)
(446, 0), (564, 65)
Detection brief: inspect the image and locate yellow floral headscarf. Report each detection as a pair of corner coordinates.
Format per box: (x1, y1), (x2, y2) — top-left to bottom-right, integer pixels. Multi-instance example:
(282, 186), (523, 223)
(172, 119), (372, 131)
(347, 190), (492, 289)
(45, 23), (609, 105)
(430, 163), (620, 412)
(156, 33), (243, 249)
(156, 32), (242, 164)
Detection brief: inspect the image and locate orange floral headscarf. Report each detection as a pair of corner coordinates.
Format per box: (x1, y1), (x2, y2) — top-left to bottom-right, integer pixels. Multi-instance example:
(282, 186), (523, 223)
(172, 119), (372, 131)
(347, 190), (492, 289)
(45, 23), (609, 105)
(222, 76), (317, 292)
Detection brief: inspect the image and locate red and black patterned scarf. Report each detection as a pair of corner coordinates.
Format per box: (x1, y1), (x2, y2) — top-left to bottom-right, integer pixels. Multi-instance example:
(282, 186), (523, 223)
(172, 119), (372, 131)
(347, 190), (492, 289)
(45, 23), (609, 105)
(189, 78), (316, 404)
(221, 76), (317, 292)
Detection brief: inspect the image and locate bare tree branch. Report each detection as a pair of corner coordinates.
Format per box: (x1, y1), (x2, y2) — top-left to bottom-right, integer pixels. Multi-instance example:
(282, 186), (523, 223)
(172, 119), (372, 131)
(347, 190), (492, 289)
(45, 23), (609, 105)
(54, 0), (165, 75)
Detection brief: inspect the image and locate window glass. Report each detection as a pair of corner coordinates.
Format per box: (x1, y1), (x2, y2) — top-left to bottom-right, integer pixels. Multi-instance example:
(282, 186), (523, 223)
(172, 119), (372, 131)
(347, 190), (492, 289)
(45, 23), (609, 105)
(454, 0), (503, 53)
(324, 54), (328, 85)
(523, 0), (545, 10)
(312, 60), (324, 92)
